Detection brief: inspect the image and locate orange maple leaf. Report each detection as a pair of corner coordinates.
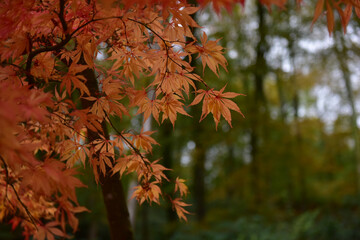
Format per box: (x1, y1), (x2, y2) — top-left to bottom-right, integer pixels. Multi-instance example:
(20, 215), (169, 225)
(161, 94), (191, 126)
(60, 63), (90, 96)
(171, 198), (191, 221)
(131, 130), (159, 153)
(132, 182), (162, 205)
(33, 221), (67, 240)
(186, 32), (227, 76)
(174, 177), (189, 197)
(136, 97), (162, 124)
(190, 85), (244, 129)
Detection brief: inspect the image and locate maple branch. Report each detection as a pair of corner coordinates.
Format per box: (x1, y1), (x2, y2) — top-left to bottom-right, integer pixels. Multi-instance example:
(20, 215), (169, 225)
(127, 18), (171, 94)
(0, 156), (39, 229)
(25, 35), (72, 87)
(25, 15), (126, 86)
(50, 112), (88, 139)
(0, 62), (26, 86)
(120, 18), (130, 44)
(104, 112), (154, 180)
(25, 12), (188, 88)
(127, 18), (186, 44)
(128, 18), (211, 93)
(0, 156), (10, 206)
(58, 0), (69, 34)
(104, 113), (146, 160)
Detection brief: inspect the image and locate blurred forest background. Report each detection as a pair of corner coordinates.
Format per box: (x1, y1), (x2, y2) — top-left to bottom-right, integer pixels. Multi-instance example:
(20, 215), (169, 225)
(3, 0), (360, 239)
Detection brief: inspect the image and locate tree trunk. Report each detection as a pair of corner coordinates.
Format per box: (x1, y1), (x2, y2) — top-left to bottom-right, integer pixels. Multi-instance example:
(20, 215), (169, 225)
(192, 128), (206, 221)
(140, 203), (149, 240)
(80, 65), (133, 240)
(191, 83), (206, 221)
(161, 122), (178, 226)
(334, 33), (360, 194)
(249, 1), (268, 204)
(290, 53), (307, 204)
(185, 4), (206, 221)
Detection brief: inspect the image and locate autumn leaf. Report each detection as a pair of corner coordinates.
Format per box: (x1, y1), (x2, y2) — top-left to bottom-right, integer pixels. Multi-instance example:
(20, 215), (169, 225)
(161, 94), (191, 126)
(136, 97), (162, 124)
(131, 182), (162, 205)
(311, 0), (325, 29)
(31, 52), (54, 82)
(60, 140), (89, 167)
(326, 1), (334, 35)
(126, 130), (159, 153)
(33, 222), (67, 240)
(186, 32), (227, 76)
(150, 160), (170, 182)
(171, 198), (191, 221)
(60, 63), (90, 96)
(190, 85), (245, 129)
(197, 0), (246, 13)
(174, 177), (189, 197)
(342, 3), (352, 33)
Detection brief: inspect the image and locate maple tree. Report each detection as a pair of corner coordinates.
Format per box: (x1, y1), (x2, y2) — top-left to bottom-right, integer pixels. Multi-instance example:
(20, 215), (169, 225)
(0, 0), (357, 239)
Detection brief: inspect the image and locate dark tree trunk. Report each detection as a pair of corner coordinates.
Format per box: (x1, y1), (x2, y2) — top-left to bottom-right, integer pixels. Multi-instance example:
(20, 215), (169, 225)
(249, 1), (268, 204)
(193, 136), (206, 221)
(334, 33), (360, 194)
(158, 121), (178, 237)
(191, 82), (206, 222)
(80, 65), (133, 240)
(141, 203), (149, 240)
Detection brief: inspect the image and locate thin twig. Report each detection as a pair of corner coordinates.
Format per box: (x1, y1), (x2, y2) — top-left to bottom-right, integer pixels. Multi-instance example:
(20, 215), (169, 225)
(104, 113), (152, 171)
(0, 156), (39, 229)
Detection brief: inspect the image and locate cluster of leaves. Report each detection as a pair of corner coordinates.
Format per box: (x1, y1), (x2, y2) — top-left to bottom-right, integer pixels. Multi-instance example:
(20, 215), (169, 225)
(311, 0), (358, 34)
(0, 0), (357, 238)
(0, 0), (247, 238)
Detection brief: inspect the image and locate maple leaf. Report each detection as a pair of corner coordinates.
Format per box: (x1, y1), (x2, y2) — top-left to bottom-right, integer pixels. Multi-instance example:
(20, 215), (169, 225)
(112, 156), (130, 177)
(128, 130), (159, 153)
(87, 97), (110, 120)
(57, 196), (89, 232)
(196, 0), (245, 13)
(70, 110), (103, 133)
(161, 94), (191, 126)
(60, 63), (90, 96)
(60, 140), (89, 167)
(132, 182), (162, 205)
(186, 32), (227, 76)
(190, 85), (245, 129)
(174, 177), (189, 197)
(310, 0), (351, 34)
(326, 1), (334, 35)
(1, 33), (29, 60)
(75, 36), (99, 68)
(260, 0), (287, 10)
(136, 97), (162, 124)
(112, 154), (149, 180)
(30, 52), (55, 82)
(171, 198), (191, 221)
(61, 168), (87, 202)
(311, 0), (325, 30)
(33, 222), (67, 240)
(150, 160), (170, 182)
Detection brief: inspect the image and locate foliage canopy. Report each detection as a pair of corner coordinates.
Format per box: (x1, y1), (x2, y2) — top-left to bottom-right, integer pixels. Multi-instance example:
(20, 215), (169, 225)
(0, 0), (356, 239)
